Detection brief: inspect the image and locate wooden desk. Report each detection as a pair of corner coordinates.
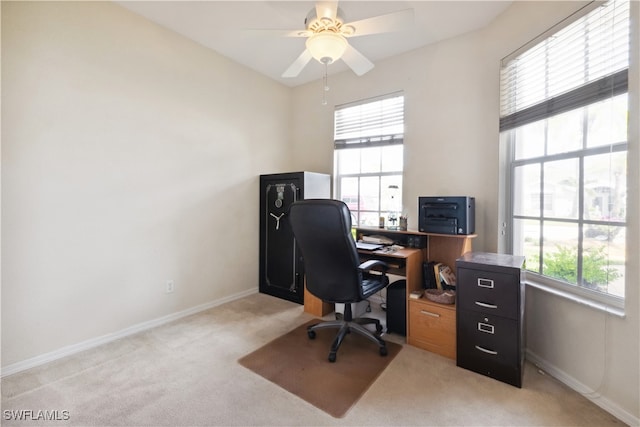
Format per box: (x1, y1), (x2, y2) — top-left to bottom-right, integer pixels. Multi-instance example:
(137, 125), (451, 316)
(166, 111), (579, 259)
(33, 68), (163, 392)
(303, 228), (476, 359)
(303, 247), (423, 317)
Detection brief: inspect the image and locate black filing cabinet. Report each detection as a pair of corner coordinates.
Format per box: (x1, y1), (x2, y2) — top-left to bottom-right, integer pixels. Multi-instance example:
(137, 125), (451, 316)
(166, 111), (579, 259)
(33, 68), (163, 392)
(259, 172), (330, 304)
(455, 252), (525, 387)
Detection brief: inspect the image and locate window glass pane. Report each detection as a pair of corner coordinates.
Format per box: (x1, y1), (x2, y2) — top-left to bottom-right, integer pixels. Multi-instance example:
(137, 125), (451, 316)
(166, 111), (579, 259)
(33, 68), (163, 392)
(380, 175), (402, 214)
(544, 158), (579, 219)
(339, 177), (359, 210)
(360, 176), (380, 213)
(513, 218), (541, 273)
(381, 145), (403, 172)
(583, 226), (625, 297)
(514, 120), (545, 160)
(547, 107), (584, 155)
(542, 221), (579, 284)
(350, 210), (360, 227)
(361, 147), (381, 174)
(359, 212), (380, 228)
(587, 94), (628, 148)
(513, 164), (541, 217)
(336, 149), (360, 174)
(584, 151), (627, 222)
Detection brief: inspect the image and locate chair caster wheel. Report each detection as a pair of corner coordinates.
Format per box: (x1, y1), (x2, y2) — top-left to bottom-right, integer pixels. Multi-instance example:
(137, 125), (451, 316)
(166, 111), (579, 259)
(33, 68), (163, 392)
(328, 352), (337, 363)
(380, 346), (388, 357)
(308, 330), (316, 339)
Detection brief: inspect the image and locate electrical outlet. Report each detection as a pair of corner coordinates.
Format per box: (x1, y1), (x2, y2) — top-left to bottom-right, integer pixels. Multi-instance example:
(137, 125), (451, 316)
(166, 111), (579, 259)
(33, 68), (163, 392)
(165, 280), (175, 294)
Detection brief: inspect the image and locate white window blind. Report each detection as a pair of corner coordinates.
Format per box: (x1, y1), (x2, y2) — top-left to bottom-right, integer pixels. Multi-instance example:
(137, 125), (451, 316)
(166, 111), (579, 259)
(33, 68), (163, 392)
(500, 0), (630, 130)
(334, 93), (404, 149)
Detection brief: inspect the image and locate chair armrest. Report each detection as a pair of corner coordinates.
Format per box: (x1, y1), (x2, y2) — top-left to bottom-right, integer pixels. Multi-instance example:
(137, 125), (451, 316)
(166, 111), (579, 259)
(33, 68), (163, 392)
(358, 259), (389, 272)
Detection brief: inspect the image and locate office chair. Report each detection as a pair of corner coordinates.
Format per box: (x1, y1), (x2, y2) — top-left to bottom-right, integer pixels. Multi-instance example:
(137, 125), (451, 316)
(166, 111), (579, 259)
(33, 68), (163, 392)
(288, 199), (390, 362)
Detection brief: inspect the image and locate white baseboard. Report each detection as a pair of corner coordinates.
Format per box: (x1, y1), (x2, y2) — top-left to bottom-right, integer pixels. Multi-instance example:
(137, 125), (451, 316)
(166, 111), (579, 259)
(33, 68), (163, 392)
(1, 288), (258, 378)
(526, 349), (639, 427)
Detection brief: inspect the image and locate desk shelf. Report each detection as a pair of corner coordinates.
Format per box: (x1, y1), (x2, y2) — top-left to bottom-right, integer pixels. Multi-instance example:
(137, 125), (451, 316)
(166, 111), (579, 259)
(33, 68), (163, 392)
(355, 226), (475, 277)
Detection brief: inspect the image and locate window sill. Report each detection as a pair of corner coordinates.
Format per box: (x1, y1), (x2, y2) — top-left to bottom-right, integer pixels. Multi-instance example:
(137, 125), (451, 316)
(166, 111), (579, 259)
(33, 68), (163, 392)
(524, 279), (626, 318)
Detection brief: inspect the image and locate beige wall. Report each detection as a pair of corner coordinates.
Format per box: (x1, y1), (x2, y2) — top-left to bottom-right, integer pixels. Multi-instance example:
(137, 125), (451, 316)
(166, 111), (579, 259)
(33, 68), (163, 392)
(2, 0), (638, 423)
(291, 1), (639, 423)
(1, 2), (292, 366)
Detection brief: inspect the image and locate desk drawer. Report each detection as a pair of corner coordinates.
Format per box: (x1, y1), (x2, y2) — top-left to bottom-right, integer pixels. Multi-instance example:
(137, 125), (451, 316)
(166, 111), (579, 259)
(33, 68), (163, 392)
(408, 300), (456, 359)
(457, 267), (520, 319)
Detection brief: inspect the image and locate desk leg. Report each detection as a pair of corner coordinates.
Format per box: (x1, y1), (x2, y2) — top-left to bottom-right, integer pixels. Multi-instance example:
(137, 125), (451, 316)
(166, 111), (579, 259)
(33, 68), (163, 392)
(304, 283), (334, 317)
(403, 250), (423, 341)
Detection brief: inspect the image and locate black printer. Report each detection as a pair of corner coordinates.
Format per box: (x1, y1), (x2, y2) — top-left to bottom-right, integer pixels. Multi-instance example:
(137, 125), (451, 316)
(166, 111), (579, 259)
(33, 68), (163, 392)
(418, 196), (475, 235)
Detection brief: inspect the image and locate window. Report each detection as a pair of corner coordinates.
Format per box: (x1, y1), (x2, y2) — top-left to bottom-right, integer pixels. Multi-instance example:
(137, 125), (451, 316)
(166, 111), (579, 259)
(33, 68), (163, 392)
(500, 0), (630, 304)
(333, 93), (404, 228)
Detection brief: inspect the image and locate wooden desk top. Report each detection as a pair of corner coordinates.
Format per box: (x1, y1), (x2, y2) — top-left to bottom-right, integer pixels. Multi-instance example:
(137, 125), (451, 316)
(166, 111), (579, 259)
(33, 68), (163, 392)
(356, 226), (477, 239)
(358, 247), (422, 259)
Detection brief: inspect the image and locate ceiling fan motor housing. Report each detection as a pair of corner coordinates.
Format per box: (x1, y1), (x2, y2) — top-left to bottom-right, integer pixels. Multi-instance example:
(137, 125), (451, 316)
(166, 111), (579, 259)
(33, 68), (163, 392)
(304, 8), (355, 36)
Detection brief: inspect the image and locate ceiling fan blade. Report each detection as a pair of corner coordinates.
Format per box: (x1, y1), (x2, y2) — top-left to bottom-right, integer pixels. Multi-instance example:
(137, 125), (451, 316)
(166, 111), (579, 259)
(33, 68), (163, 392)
(345, 9), (414, 37)
(316, 1), (338, 21)
(341, 44), (374, 76)
(282, 49), (313, 78)
(245, 29), (310, 38)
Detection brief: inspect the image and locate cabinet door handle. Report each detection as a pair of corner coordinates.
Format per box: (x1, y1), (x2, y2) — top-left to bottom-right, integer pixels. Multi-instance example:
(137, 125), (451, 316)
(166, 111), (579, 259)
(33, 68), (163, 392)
(475, 345), (498, 355)
(420, 310), (440, 318)
(477, 278), (494, 288)
(475, 301), (498, 309)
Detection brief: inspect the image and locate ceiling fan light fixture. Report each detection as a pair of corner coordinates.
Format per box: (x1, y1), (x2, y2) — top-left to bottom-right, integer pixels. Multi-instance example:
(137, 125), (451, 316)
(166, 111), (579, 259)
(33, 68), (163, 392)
(305, 32), (347, 64)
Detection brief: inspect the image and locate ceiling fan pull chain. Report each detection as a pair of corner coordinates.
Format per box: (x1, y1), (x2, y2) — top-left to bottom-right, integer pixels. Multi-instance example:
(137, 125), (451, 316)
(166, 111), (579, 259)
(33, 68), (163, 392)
(323, 61), (330, 92)
(321, 61), (329, 106)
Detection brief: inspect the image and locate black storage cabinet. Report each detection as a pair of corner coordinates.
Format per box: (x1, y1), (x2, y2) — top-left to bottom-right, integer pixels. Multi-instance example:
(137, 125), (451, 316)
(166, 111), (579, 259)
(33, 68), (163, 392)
(259, 172), (330, 304)
(455, 252), (525, 387)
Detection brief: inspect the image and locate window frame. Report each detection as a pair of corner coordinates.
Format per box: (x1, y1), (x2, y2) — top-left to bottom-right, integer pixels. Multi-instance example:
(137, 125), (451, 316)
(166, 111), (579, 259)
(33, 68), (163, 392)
(499, 0), (630, 311)
(333, 93), (405, 228)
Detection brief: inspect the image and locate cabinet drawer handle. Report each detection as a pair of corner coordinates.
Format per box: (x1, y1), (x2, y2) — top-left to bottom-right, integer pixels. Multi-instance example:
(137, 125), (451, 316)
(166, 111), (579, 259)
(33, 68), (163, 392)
(475, 345), (498, 355)
(477, 278), (494, 288)
(420, 310), (440, 318)
(475, 301), (498, 309)
(478, 322), (495, 334)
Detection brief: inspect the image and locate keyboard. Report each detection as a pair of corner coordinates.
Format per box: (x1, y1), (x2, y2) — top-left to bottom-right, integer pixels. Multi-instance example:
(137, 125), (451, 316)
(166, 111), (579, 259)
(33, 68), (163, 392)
(356, 241), (384, 251)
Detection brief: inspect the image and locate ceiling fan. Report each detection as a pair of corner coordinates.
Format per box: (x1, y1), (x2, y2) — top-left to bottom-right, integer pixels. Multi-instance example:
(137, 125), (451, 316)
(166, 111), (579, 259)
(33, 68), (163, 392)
(275, 1), (414, 78)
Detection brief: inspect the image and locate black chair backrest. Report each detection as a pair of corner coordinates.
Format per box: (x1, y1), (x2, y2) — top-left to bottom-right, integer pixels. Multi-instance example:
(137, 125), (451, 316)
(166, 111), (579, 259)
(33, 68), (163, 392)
(288, 199), (362, 303)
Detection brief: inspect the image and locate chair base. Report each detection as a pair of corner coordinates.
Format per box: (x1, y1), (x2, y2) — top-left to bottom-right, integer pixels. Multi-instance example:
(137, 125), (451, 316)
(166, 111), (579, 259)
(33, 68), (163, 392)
(307, 317), (388, 362)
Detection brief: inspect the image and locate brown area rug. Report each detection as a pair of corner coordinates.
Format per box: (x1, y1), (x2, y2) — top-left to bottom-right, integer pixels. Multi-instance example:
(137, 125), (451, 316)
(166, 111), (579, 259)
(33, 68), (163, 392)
(238, 319), (402, 418)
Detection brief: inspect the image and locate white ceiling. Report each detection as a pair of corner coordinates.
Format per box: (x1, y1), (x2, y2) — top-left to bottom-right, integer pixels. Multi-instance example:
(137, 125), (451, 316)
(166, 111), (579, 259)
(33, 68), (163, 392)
(116, 1), (512, 87)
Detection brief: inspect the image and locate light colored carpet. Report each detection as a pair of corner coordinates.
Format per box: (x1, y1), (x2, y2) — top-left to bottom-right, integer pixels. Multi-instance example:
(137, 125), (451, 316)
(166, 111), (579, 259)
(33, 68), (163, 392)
(1, 292), (625, 426)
